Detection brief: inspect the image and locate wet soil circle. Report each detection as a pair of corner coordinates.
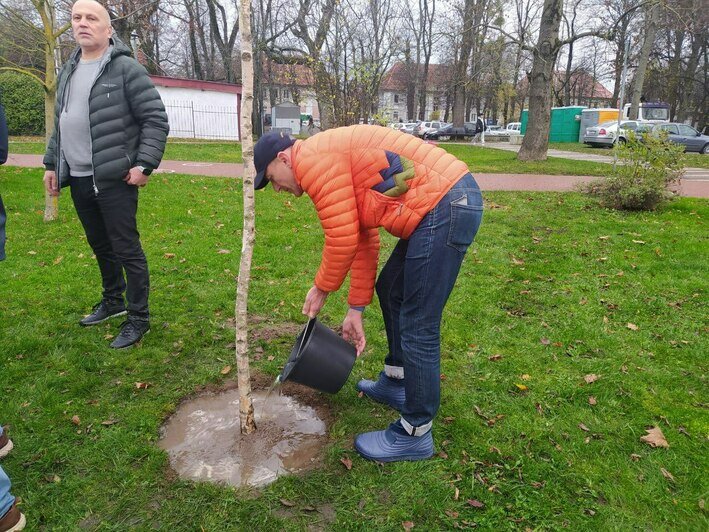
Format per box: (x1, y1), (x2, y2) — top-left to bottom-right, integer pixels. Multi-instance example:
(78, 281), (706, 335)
(159, 378), (332, 488)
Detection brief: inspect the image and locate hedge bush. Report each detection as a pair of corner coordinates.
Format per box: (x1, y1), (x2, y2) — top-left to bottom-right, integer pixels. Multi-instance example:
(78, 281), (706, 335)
(584, 131), (685, 211)
(0, 72), (45, 136)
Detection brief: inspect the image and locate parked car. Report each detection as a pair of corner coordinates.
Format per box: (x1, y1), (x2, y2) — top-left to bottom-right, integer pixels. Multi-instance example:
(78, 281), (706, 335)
(583, 120), (645, 148)
(506, 122), (522, 133)
(414, 121), (444, 138)
(483, 125), (509, 137)
(648, 123), (709, 154)
(423, 122), (476, 140)
(400, 122), (418, 135)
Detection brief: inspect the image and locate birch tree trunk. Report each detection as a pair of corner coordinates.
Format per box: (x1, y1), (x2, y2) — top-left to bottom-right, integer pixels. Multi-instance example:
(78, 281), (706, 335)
(236, 0), (256, 435)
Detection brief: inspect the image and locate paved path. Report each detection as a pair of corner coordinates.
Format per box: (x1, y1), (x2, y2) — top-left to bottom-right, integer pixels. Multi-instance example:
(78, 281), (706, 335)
(5, 153), (707, 198)
(489, 143), (709, 181)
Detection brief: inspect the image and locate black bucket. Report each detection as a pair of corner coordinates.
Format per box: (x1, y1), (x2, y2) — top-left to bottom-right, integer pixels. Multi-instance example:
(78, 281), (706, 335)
(279, 318), (356, 394)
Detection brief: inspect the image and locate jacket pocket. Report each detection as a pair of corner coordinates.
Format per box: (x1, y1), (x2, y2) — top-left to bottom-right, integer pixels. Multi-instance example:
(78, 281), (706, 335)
(447, 194), (483, 253)
(361, 188), (403, 229)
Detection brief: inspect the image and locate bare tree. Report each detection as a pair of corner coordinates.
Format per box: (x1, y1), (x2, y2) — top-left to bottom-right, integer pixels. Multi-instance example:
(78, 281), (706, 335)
(235, 0), (256, 435)
(0, 0), (72, 220)
(205, 0), (239, 82)
(628, 0), (660, 119)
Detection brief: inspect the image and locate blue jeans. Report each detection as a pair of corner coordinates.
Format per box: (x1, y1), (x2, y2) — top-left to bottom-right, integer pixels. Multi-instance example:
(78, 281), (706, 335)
(0, 427), (14, 518)
(376, 173), (483, 430)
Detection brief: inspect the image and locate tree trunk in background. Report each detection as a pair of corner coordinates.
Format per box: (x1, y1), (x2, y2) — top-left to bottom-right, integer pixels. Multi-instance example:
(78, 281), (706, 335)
(517, 0), (563, 161)
(451, 0), (475, 127)
(36, 0), (66, 222)
(629, 2), (659, 119)
(235, 0), (256, 435)
(206, 0), (239, 83)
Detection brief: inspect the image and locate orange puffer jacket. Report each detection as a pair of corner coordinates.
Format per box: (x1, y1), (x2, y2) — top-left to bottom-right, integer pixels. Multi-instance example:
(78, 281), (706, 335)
(292, 125), (470, 306)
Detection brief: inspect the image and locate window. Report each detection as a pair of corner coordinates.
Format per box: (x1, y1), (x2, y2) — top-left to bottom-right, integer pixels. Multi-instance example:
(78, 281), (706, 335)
(661, 124), (679, 134)
(282, 89), (291, 100)
(679, 125), (697, 136)
(394, 94), (400, 104)
(393, 111), (399, 120)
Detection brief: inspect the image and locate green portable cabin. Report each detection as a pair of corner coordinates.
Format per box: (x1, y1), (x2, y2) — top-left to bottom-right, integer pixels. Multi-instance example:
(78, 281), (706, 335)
(520, 106), (586, 142)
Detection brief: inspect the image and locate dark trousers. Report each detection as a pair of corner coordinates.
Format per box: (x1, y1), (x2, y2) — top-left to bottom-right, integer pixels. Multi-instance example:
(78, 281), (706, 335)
(70, 177), (149, 320)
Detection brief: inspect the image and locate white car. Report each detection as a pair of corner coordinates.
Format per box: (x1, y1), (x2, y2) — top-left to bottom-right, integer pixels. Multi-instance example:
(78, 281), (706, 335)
(484, 125), (509, 137)
(506, 122), (521, 133)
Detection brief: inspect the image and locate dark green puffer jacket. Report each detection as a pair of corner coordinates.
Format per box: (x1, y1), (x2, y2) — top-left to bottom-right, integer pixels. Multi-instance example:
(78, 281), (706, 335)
(43, 37), (169, 191)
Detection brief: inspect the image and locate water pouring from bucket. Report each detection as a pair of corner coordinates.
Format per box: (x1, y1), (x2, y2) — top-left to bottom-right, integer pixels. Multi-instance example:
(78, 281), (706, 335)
(278, 318), (357, 394)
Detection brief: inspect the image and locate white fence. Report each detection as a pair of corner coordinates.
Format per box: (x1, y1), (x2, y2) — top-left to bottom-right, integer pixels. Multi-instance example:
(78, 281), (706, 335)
(164, 101), (240, 141)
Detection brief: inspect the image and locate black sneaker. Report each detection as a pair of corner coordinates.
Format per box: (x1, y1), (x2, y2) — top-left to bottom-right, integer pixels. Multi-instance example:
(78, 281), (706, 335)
(110, 318), (150, 349)
(80, 301), (127, 327)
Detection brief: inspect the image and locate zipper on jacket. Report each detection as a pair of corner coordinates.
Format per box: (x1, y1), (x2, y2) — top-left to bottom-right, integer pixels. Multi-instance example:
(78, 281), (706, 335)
(397, 203), (404, 216)
(88, 53), (113, 195)
(55, 60), (79, 189)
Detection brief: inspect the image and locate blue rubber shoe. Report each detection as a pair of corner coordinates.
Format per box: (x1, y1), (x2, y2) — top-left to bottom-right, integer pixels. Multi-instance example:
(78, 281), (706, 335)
(354, 422), (435, 462)
(356, 372), (406, 411)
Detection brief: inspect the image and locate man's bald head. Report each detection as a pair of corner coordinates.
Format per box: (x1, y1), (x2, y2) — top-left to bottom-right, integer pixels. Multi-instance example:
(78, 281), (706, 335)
(71, 0), (113, 60)
(73, 0), (111, 25)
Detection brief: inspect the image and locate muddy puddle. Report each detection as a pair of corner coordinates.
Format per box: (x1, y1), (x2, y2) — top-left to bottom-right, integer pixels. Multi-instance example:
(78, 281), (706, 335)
(159, 388), (327, 487)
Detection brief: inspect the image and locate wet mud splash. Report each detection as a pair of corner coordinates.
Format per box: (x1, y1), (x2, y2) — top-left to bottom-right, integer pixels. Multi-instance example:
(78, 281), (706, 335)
(159, 388), (327, 487)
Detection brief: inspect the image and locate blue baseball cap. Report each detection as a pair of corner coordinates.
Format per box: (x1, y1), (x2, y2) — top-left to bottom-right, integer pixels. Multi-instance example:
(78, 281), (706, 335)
(253, 131), (296, 190)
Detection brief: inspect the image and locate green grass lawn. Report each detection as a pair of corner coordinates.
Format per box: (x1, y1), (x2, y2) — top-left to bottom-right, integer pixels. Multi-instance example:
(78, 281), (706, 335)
(1, 165), (707, 529)
(442, 145), (611, 176)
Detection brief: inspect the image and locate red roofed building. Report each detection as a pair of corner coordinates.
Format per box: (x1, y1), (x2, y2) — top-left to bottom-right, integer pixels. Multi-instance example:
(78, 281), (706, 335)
(261, 61), (320, 124)
(517, 70), (615, 109)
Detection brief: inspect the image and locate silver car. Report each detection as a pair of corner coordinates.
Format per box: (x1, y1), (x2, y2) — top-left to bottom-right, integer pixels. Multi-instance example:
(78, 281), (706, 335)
(583, 120), (643, 148)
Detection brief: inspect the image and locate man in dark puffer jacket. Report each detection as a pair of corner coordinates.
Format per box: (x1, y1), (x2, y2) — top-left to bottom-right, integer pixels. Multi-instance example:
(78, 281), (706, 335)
(43, 0), (169, 349)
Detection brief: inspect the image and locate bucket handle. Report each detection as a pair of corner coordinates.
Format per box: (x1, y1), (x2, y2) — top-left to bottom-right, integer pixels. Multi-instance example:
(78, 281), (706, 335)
(295, 317), (315, 359)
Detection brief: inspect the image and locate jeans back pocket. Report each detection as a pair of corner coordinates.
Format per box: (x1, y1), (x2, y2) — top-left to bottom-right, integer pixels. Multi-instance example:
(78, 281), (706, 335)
(447, 193), (483, 253)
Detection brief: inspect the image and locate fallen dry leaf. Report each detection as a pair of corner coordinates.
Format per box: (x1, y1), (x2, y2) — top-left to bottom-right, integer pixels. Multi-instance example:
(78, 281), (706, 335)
(515, 384), (528, 391)
(71, 415), (81, 426)
(578, 423), (590, 432)
(467, 499), (485, 509)
(134, 382), (150, 390)
(163, 253), (176, 259)
(220, 365), (231, 375)
(488, 354), (503, 361)
(217, 249), (231, 254)
(267, 355), (275, 361)
(630, 454), (642, 461)
(454, 487), (460, 501)
(640, 426), (669, 448)
(402, 521), (415, 531)
(588, 396), (597, 406)
(279, 498), (295, 507)
(521, 374), (531, 381)
(101, 419), (119, 426)
(340, 456), (353, 470)
(626, 323), (639, 331)
(584, 374), (600, 384)
(511, 256), (525, 265)
(540, 337), (551, 345)
(632, 240), (646, 244)
(660, 468), (675, 482)
(53, 256), (64, 265)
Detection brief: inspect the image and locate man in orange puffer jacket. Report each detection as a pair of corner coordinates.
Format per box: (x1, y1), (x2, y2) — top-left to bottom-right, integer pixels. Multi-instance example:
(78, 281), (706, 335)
(254, 125), (483, 462)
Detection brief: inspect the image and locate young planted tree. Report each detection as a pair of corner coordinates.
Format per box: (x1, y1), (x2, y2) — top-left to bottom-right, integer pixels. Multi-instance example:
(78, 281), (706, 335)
(0, 0), (71, 220)
(235, 0), (256, 434)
